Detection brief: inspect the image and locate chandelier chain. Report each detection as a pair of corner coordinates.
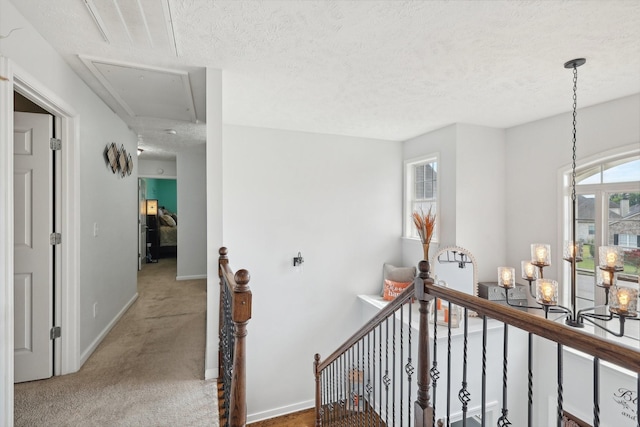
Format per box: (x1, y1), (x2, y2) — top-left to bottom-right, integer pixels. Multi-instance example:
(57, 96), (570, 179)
(571, 65), (578, 204)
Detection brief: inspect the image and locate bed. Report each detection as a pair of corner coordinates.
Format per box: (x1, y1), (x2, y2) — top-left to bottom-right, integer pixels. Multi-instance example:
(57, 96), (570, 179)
(158, 208), (178, 257)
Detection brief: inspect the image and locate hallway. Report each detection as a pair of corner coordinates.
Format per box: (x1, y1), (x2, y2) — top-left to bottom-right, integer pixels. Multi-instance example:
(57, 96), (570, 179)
(14, 258), (218, 426)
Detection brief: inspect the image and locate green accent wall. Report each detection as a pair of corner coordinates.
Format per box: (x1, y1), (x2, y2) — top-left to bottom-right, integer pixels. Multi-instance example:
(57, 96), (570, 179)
(143, 178), (177, 213)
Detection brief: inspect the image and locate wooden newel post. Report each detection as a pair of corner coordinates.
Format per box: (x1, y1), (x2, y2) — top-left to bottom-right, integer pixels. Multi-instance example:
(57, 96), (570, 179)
(414, 259), (435, 427)
(218, 247), (229, 379)
(314, 353), (322, 427)
(230, 269), (252, 427)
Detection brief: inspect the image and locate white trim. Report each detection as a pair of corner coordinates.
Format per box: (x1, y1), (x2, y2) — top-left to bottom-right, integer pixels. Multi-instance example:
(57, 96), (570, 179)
(204, 368), (218, 380)
(12, 62), (83, 376)
(176, 274), (206, 281)
(247, 400), (314, 424)
(78, 55), (196, 122)
(556, 143), (640, 337)
(403, 153), (440, 241)
(0, 55), (16, 427)
(80, 293), (138, 366)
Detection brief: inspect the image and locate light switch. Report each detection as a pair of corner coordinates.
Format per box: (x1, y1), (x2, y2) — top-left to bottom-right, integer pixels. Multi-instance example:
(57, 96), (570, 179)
(93, 222), (98, 237)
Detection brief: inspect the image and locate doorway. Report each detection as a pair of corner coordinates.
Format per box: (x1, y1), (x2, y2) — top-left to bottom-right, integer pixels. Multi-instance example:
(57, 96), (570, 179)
(13, 92), (59, 383)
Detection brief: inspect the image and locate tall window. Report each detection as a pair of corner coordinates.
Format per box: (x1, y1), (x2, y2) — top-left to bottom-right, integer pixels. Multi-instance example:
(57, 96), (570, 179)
(404, 155), (438, 239)
(569, 154), (640, 344)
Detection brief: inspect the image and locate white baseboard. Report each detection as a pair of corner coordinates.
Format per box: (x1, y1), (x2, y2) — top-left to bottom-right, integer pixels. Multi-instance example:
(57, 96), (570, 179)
(176, 274), (206, 281)
(204, 368), (218, 381)
(79, 293), (138, 366)
(247, 400), (314, 424)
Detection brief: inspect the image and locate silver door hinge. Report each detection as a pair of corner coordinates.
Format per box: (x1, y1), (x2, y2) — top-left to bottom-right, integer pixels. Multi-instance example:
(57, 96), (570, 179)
(50, 138), (62, 150)
(50, 233), (62, 245)
(50, 326), (61, 340)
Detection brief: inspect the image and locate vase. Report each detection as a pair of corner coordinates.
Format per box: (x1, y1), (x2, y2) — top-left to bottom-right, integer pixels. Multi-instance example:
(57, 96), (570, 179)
(422, 243), (430, 261)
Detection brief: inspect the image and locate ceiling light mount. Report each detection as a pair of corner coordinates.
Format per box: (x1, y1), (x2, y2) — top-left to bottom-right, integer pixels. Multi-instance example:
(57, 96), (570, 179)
(563, 58), (586, 69)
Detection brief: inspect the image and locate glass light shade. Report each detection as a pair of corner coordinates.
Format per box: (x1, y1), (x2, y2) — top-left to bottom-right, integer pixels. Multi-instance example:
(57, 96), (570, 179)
(599, 246), (624, 269)
(521, 260), (538, 280)
(609, 285), (638, 317)
(536, 279), (558, 305)
(146, 199), (158, 215)
(597, 269), (615, 288)
(531, 243), (551, 266)
(563, 241), (583, 262)
(498, 266), (516, 288)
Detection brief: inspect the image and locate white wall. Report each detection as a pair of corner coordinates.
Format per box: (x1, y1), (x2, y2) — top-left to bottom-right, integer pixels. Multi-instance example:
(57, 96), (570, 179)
(401, 124), (507, 283)
(222, 124), (402, 420)
(506, 94), (640, 424)
(176, 145), (206, 279)
(402, 125), (457, 266)
(0, 1), (138, 421)
(456, 124), (507, 282)
(205, 68), (223, 380)
(138, 158), (177, 178)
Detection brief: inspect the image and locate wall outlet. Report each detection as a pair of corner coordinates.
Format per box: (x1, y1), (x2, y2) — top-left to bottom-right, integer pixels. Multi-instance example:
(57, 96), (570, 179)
(93, 302), (98, 318)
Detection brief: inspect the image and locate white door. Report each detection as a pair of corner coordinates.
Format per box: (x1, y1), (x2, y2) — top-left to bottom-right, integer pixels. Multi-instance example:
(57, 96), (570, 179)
(138, 178), (147, 269)
(13, 111), (54, 383)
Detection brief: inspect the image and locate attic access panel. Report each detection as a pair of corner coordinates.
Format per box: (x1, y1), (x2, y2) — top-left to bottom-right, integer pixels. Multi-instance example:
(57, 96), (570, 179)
(80, 56), (196, 122)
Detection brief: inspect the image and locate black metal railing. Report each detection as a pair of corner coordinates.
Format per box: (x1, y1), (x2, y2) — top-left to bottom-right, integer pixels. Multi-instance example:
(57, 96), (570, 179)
(314, 282), (416, 426)
(314, 260), (640, 427)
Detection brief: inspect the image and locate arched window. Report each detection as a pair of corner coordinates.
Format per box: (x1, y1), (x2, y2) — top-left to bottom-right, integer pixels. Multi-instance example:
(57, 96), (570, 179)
(568, 153), (640, 344)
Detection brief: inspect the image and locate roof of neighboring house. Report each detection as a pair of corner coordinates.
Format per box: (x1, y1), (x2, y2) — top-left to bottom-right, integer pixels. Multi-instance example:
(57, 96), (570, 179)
(577, 196), (640, 221)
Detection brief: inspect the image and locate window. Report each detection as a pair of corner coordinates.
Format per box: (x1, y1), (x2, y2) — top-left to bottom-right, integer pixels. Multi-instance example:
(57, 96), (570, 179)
(568, 154), (640, 345)
(404, 155), (438, 239)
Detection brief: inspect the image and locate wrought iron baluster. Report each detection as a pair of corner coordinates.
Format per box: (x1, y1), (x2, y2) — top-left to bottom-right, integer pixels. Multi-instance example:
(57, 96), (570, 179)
(379, 323), (383, 426)
(359, 339), (364, 425)
(593, 357), (600, 427)
(407, 300), (413, 426)
(384, 318), (390, 427)
(392, 313), (397, 424)
(528, 332), (533, 427)
(481, 316), (487, 427)
(447, 303), (452, 427)
(431, 299), (439, 427)
(327, 362), (332, 424)
(322, 366), (327, 423)
(400, 303), (404, 427)
(340, 352), (345, 420)
(367, 332), (372, 426)
(349, 346), (354, 427)
(497, 324), (511, 427)
(557, 344), (563, 427)
(458, 307), (470, 427)
(372, 328), (377, 427)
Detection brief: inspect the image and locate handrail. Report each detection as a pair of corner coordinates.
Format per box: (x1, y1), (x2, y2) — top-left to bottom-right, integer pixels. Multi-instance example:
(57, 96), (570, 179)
(423, 280), (640, 373)
(314, 259), (639, 426)
(218, 247), (252, 427)
(316, 281), (415, 372)
(314, 281), (419, 427)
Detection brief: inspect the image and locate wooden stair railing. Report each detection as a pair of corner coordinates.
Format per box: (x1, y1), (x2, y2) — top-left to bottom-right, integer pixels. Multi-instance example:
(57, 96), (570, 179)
(314, 276), (419, 426)
(218, 247), (252, 427)
(315, 259), (640, 426)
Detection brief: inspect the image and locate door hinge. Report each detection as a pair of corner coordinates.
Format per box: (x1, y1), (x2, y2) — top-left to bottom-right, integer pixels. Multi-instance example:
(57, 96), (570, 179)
(50, 233), (62, 245)
(50, 138), (62, 150)
(50, 326), (61, 340)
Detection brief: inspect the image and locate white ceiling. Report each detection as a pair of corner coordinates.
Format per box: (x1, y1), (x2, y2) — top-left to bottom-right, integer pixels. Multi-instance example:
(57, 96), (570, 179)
(8, 0), (640, 160)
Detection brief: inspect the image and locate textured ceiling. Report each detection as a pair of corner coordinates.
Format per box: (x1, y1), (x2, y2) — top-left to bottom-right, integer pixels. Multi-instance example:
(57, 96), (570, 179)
(7, 0), (640, 159)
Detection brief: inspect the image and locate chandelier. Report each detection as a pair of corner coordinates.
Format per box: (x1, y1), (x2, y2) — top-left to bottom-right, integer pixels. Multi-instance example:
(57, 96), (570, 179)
(497, 58), (638, 336)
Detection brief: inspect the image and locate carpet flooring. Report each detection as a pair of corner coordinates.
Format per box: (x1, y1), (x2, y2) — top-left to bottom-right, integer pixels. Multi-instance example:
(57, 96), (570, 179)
(14, 258), (219, 426)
